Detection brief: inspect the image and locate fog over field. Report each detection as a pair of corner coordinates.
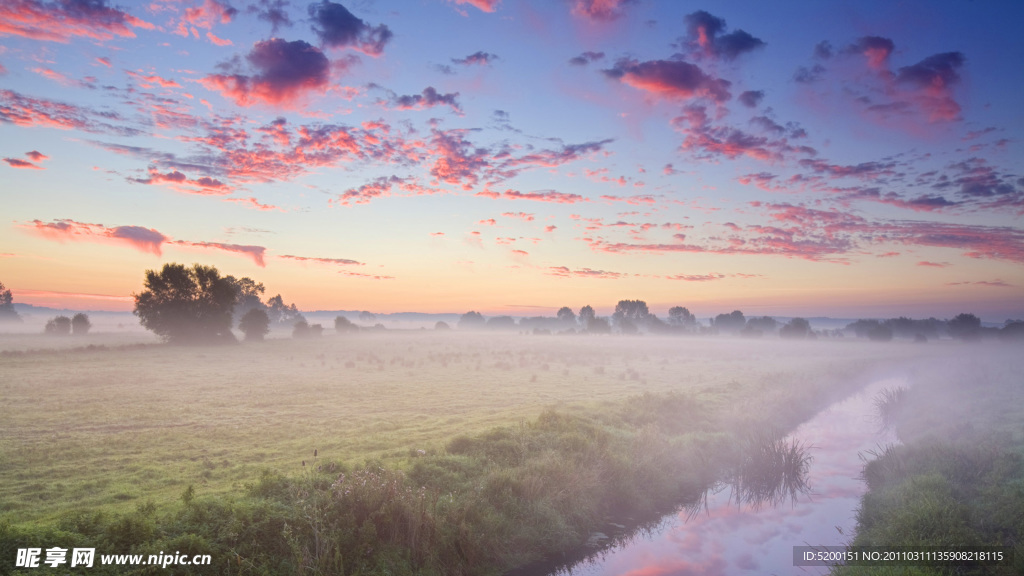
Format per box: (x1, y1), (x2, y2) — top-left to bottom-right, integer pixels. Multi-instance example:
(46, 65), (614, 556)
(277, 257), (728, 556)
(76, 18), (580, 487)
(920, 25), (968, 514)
(1, 0), (1022, 572)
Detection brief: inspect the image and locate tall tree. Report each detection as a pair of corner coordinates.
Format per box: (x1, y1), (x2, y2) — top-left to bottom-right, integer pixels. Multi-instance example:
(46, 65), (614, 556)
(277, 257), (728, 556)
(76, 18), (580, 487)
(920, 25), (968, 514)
(556, 306), (576, 325)
(133, 263), (237, 344)
(0, 281), (22, 323)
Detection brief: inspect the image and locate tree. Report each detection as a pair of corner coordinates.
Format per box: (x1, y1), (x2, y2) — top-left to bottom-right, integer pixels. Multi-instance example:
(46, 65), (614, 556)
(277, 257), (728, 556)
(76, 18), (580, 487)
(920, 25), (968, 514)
(266, 294), (304, 325)
(293, 319), (310, 338)
(335, 316), (359, 333)
(867, 324), (893, 342)
(434, 321), (450, 330)
(947, 313), (981, 341)
(0, 281), (22, 323)
(133, 263), (236, 344)
(225, 276), (266, 325)
(779, 318), (811, 339)
(556, 306), (576, 325)
(587, 317), (611, 334)
(668, 306), (696, 327)
(486, 316), (516, 330)
(45, 315), (71, 336)
(71, 313), (91, 336)
(713, 310), (746, 333)
(239, 308), (270, 341)
(458, 311), (485, 330)
(579, 305), (596, 328)
(358, 311), (377, 324)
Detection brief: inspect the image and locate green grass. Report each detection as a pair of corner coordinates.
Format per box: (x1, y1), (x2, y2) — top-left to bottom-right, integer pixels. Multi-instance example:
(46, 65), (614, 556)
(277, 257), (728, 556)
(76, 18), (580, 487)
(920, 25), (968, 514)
(832, 347), (1024, 576)
(0, 330), (1005, 574)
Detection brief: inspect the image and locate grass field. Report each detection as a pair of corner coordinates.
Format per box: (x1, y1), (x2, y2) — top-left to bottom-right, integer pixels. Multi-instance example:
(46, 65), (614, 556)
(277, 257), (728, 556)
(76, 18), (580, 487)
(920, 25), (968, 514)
(1, 330), (1015, 574)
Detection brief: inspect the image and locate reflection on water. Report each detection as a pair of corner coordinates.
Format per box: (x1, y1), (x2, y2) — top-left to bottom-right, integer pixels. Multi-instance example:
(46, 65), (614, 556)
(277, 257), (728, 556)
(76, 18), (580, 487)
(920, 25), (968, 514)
(525, 378), (901, 576)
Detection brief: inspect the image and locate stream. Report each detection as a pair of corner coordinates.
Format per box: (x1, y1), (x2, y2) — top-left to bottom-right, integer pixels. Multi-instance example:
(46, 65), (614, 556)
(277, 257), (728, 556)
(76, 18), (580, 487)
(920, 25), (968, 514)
(526, 377), (902, 576)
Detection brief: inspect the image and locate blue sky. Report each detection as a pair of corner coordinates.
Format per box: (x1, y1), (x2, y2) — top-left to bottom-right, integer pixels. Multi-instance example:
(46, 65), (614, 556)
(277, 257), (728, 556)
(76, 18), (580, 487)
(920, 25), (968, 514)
(1, 0), (1022, 320)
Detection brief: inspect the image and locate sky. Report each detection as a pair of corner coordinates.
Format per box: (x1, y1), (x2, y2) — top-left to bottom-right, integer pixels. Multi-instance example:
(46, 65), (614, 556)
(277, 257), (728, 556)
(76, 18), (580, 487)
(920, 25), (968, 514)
(1, 0), (1022, 320)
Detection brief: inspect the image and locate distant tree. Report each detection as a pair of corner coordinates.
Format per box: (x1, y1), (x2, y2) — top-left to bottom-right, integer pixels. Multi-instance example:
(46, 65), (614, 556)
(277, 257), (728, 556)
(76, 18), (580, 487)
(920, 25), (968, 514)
(45, 315), (71, 336)
(71, 312), (91, 336)
(133, 263), (236, 344)
(0, 281), (22, 323)
(309, 323), (324, 337)
(225, 276), (266, 325)
(335, 316), (359, 333)
(579, 305), (596, 328)
(613, 300), (649, 322)
(292, 319), (310, 338)
(845, 319), (881, 338)
(359, 311), (377, 324)
(586, 317), (611, 334)
(999, 321), (1024, 342)
(668, 306), (696, 327)
(867, 324), (893, 342)
(947, 313), (981, 341)
(458, 311), (486, 330)
(556, 306), (576, 325)
(779, 318), (811, 339)
(434, 321), (451, 330)
(266, 294), (303, 325)
(486, 316), (516, 330)
(239, 308), (270, 341)
(713, 310), (746, 333)
(745, 316), (778, 333)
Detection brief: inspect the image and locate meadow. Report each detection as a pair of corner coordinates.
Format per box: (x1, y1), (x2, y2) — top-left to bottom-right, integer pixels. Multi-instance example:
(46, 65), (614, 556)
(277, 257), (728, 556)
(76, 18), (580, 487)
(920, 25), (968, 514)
(0, 329), (1017, 574)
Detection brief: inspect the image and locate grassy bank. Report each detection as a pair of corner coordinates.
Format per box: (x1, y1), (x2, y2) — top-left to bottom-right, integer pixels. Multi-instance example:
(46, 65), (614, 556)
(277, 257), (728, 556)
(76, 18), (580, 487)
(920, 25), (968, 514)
(3, 373), (862, 575)
(831, 350), (1024, 576)
(0, 332), (965, 574)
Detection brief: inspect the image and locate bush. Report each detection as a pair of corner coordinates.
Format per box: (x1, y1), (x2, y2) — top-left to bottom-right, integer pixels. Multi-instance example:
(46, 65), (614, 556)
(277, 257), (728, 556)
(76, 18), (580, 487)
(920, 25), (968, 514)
(71, 313), (91, 335)
(44, 315), (71, 336)
(239, 308), (270, 341)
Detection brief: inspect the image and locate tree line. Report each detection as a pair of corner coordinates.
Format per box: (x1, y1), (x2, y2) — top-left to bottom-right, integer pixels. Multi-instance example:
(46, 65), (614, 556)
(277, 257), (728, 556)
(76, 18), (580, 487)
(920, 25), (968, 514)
(3, 272), (1022, 343)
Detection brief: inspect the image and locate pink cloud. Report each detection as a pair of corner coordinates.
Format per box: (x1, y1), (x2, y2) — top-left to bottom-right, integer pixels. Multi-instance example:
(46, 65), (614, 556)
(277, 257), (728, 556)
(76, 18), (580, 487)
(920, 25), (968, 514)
(21, 219), (167, 255)
(3, 157), (43, 169)
(548, 266), (627, 279)
(278, 254), (362, 266)
(223, 196), (284, 212)
(171, 240), (266, 267)
(916, 261), (949, 268)
(450, 0), (500, 13)
(0, 0), (153, 43)
(476, 188), (587, 204)
(200, 39), (331, 109)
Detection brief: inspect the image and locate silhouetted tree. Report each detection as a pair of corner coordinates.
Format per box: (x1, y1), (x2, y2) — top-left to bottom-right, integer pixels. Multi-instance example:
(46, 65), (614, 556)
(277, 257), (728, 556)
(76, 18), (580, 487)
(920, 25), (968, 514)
(486, 316), (516, 330)
(458, 311), (485, 330)
(999, 320), (1024, 342)
(133, 263), (237, 344)
(668, 306), (696, 327)
(226, 276), (266, 325)
(71, 312), (91, 336)
(292, 319), (310, 338)
(713, 310), (746, 333)
(779, 318), (811, 339)
(266, 294), (303, 325)
(587, 317), (611, 334)
(45, 315), (71, 336)
(0, 281), (22, 323)
(947, 313), (981, 341)
(434, 321), (450, 330)
(359, 311), (377, 324)
(556, 306), (576, 325)
(579, 305), (596, 328)
(746, 316), (778, 333)
(335, 316), (358, 333)
(239, 308), (270, 341)
(867, 324), (893, 342)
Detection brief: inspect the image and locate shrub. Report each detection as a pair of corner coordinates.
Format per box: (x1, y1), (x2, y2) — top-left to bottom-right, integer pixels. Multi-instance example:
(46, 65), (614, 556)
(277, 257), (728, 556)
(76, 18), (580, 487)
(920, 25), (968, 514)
(239, 308), (270, 341)
(70, 313), (91, 335)
(44, 315), (72, 336)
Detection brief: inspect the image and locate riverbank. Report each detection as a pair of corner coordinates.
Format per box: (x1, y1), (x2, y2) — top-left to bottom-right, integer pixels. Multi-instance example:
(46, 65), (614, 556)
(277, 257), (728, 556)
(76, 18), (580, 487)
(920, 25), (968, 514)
(831, 347), (1024, 576)
(0, 334), (994, 575)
